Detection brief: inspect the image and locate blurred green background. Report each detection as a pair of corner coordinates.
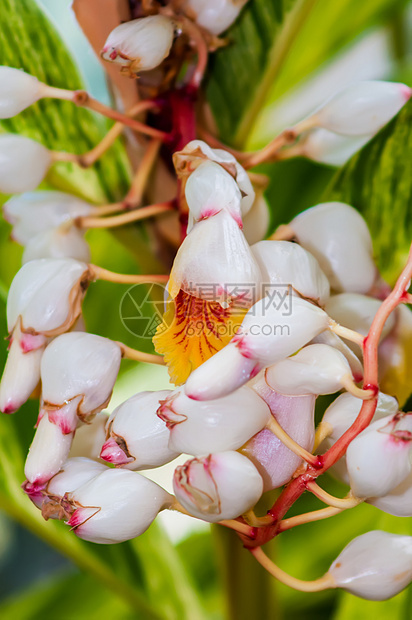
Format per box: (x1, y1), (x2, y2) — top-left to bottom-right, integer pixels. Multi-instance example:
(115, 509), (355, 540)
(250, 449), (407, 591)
(0, 0), (411, 618)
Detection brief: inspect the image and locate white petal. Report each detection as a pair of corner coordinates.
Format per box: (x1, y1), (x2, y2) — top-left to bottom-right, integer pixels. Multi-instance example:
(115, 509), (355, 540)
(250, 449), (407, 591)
(290, 202), (376, 294)
(252, 240), (330, 305)
(46, 457), (108, 498)
(22, 227), (91, 263)
(184, 0), (249, 35)
(103, 390), (180, 470)
(69, 412), (109, 460)
(0, 67), (41, 118)
(311, 330), (364, 384)
(242, 194), (270, 245)
(7, 258), (89, 334)
(67, 468), (172, 544)
(159, 386), (270, 455)
(0, 134), (52, 193)
(266, 344), (352, 396)
(329, 531), (412, 600)
(41, 332), (121, 415)
(300, 128), (371, 166)
(3, 190), (91, 245)
(173, 451), (263, 522)
(314, 81), (412, 136)
(101, 16), (175, 72)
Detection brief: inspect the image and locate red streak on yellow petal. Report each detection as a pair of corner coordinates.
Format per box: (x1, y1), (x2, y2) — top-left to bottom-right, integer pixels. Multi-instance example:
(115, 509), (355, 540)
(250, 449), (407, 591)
(153, 289), (247, 385)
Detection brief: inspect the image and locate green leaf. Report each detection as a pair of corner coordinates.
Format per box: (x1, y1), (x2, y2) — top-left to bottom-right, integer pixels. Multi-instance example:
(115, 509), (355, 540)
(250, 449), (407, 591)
(325, 98), (412, 283)
(0, 0), (131, 203)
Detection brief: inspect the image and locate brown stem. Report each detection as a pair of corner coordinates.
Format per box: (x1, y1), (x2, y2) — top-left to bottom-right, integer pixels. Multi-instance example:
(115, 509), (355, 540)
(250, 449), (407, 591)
(89, 265), (169, 285)
(77, 202), (174, 229)
(278, 506), (343, 532)
(124, 139), (163, 208)
(118, 342), (165, 366)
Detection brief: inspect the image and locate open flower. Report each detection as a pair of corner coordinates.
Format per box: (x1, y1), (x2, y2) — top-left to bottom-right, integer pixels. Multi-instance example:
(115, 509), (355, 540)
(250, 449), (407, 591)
(101, 390), (180, 470)
(173, 451), (263, 522)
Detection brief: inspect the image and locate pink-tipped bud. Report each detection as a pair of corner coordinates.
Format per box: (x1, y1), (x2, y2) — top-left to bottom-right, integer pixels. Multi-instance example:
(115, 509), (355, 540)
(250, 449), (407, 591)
(312, 81), (412, 136)
(103, 390), (179, 470)
(158, 386), (270, 455)
(346, 412), (412, 498)
(101, 16), (175, 74)
(265, 344), (353, 396)
(3, 190), (91, 245)
(66, 468), (172, 544)
(329, 530), (412, 600)
(7, 258), (90, 337)
(185, 160), (243, 227)
(252, 240), (330, 306)
(0, 134), (52, 193)
(0, 67), (42, 118)
(290, 202), (377, 294)
(184, 0), (249, 35)
(173, 451), (263, 522)
(185, 295), (329, 400)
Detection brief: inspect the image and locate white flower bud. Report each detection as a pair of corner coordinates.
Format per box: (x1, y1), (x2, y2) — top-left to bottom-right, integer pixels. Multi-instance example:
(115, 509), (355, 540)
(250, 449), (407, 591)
(3, 191), (91, 245)
(346, 412), (412, 498)
(0, 67), (42, 118)
(242, 194), (269, 245)
(168, 209), (261, 301)
(175, 140), (255, 217)
(174, 451), (263, 522)
(0, 320), (46, 414)
(22, 226), (91, 263)
(311, 330), (364, 383)
(252, 240), (330, 306)
(265, 344), (353, 396)
(24, 413), (74, 487)
(158, 386), (270, 455)
(368, 470), (412, 517)
(325, 293), (395, 351)
(0, 134), (52, 193)
(66, 468), (172, 544)
(101, 16), (175, 74)
(69, 413), (109, 461)
(184, 0), (249, 35)
(319, 391), (398, 485)
(7, 258), (90, 336)
(185, 161), (243, 227)
(290, 202), (376, 294)
(311, 81), (412, 136)
(329, 530), (412, 600)
(242, 376), (315, 491)
(41, 332), (121, 420)
(185, 295), (329, 400)
(298, 128), (371, 166)
(101, 390), (180, 470)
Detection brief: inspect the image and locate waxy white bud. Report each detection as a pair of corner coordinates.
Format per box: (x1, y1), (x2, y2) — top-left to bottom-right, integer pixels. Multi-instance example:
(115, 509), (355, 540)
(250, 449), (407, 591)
(175, 140), (255, 217)
(290, 202), (376, 294)
(265, 344), (353, 396)
(185, 160), (243, 228)
(158, 386), (270, 455)
(184, 0), (249, 35)
(252, 240), (330, 305)
(41, 332), (121, 422)
(242, 194), (269, 245)
(0, 67), (42, 118)
(319, 391), (398, 485)
(329, 530), (412, 600)
(311, 331), (364, 384)
(311, 81), (412, 136)
(3, 190), (91, 245)
(22, 226), (91, 264)
(7, 258), (90, 336)
(101, 390), (180, 470)
(69, 413), (109, 461)
(368, 471), (412, 517)
(242, 377), (315, 490)
(67, 468), (172, 544)
(185, 295), (329, 400)
(0, 320), (46, 414)
(101, 16), (175, 74)
(0, 134), (52, 194)
(346, 412), (412, 498)
(174, 451), (263, 522)
(298, 128), (371, 167)
(168, 209), (261, 302)
(325, 293), (395, 349)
